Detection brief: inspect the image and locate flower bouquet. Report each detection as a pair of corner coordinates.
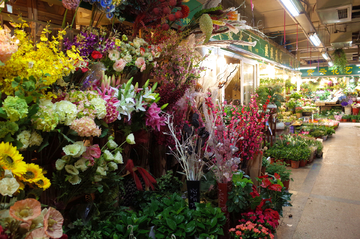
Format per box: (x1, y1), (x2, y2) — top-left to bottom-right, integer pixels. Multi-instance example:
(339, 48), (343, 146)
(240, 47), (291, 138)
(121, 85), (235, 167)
(229, 221), (274, 239)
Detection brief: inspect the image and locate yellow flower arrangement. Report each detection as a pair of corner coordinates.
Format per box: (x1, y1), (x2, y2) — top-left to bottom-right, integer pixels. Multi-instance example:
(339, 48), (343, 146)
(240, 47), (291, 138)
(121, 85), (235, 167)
(0, 142), (26, 177)
(0, 19), (83, 95)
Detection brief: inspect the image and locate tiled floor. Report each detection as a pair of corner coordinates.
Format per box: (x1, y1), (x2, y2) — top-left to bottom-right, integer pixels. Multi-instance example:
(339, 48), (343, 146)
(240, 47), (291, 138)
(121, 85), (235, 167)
(276, 123), (360, 239)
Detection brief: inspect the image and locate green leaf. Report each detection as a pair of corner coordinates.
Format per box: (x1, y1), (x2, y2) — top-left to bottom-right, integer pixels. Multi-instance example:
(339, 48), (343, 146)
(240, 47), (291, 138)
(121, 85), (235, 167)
(11, 81), (19, 88)
(165, 218), (177, 231)
(210, 218), (217, 228)
(0, 108), (7, 119)
(100, 127), (109, 138)
(38, 140), (49, 152)
(44, 73), (51, 77)
(185, 221), (196, 233)
(0, 60), (4, 66)
(4, 134), (14, 142)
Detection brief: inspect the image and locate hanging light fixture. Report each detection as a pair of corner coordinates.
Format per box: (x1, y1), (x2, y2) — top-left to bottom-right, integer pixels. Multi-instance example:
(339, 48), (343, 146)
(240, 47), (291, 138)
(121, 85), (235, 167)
(280, 0), (301, 17)
(328, 62), (334, 67)
(322, 52), (330, 61)
(309, 33), (321, 47)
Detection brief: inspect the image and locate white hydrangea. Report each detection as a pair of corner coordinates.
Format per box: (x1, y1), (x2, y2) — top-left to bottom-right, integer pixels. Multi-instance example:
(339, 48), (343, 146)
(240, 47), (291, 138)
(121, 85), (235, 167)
(55, 100), (78, 126)
(0, 177), (20, 196)
(17, 130), (31, 150)
(90, 98), (107, 119)
(29, 131), (43, 147)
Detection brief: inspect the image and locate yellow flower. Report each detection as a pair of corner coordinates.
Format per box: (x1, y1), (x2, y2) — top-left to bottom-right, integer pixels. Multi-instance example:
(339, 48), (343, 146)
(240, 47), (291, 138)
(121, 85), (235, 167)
(19, 163), (43, 183)
(0, 142), (26, 176)
(35, 176), (51, 190)
(115, 39), (121, 46)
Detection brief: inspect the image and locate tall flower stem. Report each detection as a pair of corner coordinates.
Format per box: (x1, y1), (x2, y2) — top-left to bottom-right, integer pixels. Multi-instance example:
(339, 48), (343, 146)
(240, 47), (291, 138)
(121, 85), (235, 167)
(62, 9), (69, 29)
(70, 0), (82, 30)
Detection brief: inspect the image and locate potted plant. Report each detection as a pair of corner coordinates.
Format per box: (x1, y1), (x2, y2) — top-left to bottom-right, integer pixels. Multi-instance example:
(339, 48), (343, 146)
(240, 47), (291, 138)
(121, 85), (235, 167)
(265, 162), (293, 190)
(351, 115), (357, 122)
(352, 103), (360, 115)
(295, 107), (303, 118)
(342, 114), (350, 122)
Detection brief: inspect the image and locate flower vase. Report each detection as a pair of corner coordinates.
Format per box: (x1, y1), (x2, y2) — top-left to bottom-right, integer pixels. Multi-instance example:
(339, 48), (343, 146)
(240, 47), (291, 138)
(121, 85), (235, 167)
(218, 182), (232, 239)
(187, 180), (201, 210)
(291, 160), (300, 169)
(299, 160), (307, 167)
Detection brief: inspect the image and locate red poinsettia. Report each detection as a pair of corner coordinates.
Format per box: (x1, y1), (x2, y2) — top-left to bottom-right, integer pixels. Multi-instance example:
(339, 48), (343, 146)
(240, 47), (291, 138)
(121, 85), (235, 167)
(91, 51), (103, 59)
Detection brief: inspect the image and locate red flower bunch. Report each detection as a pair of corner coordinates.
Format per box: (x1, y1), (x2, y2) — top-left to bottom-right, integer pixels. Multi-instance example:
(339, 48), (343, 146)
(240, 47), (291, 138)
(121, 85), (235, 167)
(229, 221), (274, 239)
(181, 5), (190, 18)
(258, 174), (282, 192)
(240, 208), (280, 232)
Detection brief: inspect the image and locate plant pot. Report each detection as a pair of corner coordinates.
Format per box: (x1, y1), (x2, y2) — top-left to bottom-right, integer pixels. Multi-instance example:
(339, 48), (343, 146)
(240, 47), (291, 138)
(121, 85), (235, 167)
(187, 180), (201, 210)
(296, 113), (302, 118)
(282, 180), (290, 190)
(218, 182), (232, 239)
(299, 160), (307, 167)
(291, 160), (300, 169)
(353, 108), (360, 115)
(308, 151), (315, 164)
(352, 119), (357, 122)
(276, 159), (284, 163)
(316, 151), (323, 158)
(322, 135), (328, 141)
(270, 158), (275, 164)
(285, 159), (291, 165)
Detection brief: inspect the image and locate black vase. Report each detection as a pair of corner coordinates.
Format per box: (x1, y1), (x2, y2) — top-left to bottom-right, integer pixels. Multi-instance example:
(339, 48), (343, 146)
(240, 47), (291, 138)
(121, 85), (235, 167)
(186, 180), (201, 210)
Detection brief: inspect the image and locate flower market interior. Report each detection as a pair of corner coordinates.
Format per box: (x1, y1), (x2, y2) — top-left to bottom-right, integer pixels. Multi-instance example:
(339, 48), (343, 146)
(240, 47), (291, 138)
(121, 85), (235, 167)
(1, 0), (360, 238)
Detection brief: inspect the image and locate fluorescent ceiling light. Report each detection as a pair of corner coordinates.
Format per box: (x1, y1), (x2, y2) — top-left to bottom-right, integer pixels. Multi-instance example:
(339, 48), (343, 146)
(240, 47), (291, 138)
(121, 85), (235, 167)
(322, 53), (330, 61)
(280, 0), (301, 17)
(309, 33), (321, 47)
(328, 62), (334, 67)
(298, 66), (316, 70)
(356, 64), (360, 66)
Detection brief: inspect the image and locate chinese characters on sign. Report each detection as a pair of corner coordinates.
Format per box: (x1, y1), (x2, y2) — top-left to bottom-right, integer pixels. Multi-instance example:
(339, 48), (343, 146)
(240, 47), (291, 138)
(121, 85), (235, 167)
(302, 65), (360, 77)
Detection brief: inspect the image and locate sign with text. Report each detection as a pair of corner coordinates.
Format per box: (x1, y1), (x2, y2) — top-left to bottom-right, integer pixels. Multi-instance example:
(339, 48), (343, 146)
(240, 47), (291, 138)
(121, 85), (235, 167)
(300, 65), (360, 77)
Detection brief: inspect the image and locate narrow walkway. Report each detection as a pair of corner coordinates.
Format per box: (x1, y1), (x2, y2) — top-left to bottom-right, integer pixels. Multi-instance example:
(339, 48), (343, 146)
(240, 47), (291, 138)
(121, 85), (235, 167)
(276, 123), (360, 239)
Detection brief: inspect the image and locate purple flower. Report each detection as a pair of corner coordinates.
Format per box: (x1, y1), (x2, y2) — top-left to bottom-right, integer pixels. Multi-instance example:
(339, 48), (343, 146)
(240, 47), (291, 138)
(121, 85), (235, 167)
(341, 101), (348, 107)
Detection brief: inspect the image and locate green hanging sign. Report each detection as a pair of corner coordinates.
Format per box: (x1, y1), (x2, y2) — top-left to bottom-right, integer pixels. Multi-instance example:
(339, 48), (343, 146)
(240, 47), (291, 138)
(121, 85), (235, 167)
(300, 65), (360, 77)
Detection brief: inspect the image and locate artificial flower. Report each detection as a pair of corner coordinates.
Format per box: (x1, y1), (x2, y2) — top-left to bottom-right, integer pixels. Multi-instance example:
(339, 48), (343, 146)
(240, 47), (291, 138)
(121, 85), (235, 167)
(134, 57), (146, 72)
(113, 151), (123, 164)
(17, 130), (31, 150)
(0, 29), (19, 63)
(96, 166), (107, 176)
(55, 159), (66, 170)
(103, 150), (114, 161)
(9, 198), (41, 222)
(0, 142), (26, 176)
(20, 163), (43, 183)
(55, 101), (77, 126)
(90, 98), (107, 119)
(65, 165), (79, 175)
(82, 144), (101, 160)
(74, 158), (88, 172)
(43, 207), (64, 238)
(62, 0), (80, 10)
(107, 139), (118, 149)
(126, 133), (136, 145)
(29, 131), (43, 147)
(108, 50), (120, 61)
(62, 144), (82, 157)
(107, 162), (118, 171)
(35, 177), (51, 190)
(68, 175), (81, 185)
(32, 102), (59, 132)
(94, 175), (102, 182)
(73, 141), (87, 158)
(0, 121), (19, 139)
(25, 227), (49, 239)
(113, 59), (126, 72)
(70, 117), (101, 137)
(91, 50), (103, 59)
(2, 96), (28, 122)
(0, 177), (20, 196)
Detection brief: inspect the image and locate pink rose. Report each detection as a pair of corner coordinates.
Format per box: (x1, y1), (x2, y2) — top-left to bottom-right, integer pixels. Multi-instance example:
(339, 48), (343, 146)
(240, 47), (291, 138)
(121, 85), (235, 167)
(135, 57), (146, 72)
(83, 144), (101, 160)
(113, 59), (127, 72)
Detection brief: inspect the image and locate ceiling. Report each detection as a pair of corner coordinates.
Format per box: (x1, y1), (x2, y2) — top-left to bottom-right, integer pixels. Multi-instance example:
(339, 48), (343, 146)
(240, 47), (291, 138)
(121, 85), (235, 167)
(228, 0), (360, 67)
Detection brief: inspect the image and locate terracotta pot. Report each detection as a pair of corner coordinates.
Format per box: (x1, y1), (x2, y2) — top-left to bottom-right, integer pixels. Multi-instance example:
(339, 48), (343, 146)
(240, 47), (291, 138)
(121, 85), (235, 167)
(282, 180), (290, 190)
(352, 119), (357, 122)
(353, 108), (360, 115)
(285, 159), (291, 165)
(270, 158), (275, 164)
(291, 160), (300, 169)
(276, 159), (284, 163)
(299, 160), (307, 167)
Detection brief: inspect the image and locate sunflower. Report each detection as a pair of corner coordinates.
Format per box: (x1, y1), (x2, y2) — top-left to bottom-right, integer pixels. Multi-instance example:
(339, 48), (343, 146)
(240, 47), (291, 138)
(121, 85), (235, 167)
(35, 176), (51, 190)
(20, 163), (43, 183)
(0, 142), (26, 176)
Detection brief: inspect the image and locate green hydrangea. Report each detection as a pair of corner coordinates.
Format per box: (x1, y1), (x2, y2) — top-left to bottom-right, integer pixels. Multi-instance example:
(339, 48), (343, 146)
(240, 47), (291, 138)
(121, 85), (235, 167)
(2, 96), (28, 122)
(0, 121), (19, 138)
(32, 104), (59, 132)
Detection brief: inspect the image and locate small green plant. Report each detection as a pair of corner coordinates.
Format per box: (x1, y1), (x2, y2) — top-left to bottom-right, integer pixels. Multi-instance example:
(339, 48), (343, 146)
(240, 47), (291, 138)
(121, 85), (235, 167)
(227, 172), (254, 213)
(157, 170), (183, 195)
(289, 92), (302, 100)
(265, 162), (293, 182)
(262, 157), (270, 167)
(193, 203), (226, 238)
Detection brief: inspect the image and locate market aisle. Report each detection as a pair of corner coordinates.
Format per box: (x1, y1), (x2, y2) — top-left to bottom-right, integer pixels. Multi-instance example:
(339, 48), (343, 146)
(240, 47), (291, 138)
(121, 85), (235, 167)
(276, 123), (360, 239)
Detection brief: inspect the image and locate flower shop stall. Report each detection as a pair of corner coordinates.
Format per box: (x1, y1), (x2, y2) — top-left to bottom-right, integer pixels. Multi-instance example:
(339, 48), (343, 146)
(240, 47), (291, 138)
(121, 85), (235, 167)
(0, 0), (301, 239)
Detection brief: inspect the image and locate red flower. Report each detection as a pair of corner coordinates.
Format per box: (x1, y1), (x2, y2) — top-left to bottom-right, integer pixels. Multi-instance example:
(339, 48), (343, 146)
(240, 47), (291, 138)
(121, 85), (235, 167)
(91, 51), (103, 59)
(140, 47), (146, 55)
(81, 67), (89, 73)
(258, 175), (269, 179)
(180, 5), (190, 18)
(274, 173), (280, 180)
(260, 178), (271, 188)
(269, 184), (282, 192)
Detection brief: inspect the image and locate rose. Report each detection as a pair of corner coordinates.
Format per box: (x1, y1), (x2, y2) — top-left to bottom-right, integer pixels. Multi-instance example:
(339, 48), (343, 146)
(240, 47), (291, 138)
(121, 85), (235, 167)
(135, 57), (146, 72)
(113, 59), (127, 72)
(91, 51), (103, 59)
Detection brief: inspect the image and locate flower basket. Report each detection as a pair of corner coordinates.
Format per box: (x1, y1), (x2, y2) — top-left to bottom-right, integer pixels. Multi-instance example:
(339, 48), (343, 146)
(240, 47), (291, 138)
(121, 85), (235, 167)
(291, 160), (300, 169)
(282, 180), (290, 190)
(299, 160), (307, 167)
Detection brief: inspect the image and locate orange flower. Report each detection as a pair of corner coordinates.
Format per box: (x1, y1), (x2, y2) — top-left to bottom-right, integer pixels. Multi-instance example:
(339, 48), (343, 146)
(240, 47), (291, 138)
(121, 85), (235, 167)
(227, 11), (240, 21)
(25, 228), (49, 239)
(43, 207), (64, 238)
(9, 198), (41, 222)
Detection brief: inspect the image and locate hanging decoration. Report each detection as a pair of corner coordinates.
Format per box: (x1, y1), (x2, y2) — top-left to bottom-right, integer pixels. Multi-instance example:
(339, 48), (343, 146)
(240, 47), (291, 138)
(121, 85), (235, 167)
(332, 48), (348, 73)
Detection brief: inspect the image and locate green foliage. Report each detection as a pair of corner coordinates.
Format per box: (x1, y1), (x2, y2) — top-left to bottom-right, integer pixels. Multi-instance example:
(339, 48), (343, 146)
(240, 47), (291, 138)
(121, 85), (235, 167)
(193, 203), (226, 239)
(265, 162), (292, 182)
(289, 92), (302, 100)
(262, 157), (270, 167)
(332, 49), (348, 74)
(256, 85), (284, 109)
(227, 173), (253, 213)
(156, 170), (183, 195)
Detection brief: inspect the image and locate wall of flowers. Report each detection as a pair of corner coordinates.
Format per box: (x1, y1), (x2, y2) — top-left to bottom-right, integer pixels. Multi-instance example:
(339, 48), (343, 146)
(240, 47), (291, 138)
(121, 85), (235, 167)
(0, 0), (297, 238)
